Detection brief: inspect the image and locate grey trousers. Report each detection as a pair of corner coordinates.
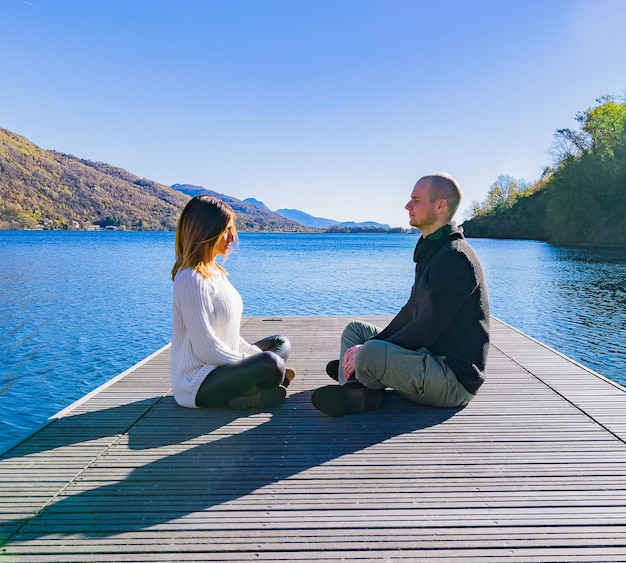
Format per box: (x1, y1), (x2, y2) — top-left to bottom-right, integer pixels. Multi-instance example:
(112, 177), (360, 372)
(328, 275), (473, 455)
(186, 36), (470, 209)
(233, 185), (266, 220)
(338, 320), (474, 408)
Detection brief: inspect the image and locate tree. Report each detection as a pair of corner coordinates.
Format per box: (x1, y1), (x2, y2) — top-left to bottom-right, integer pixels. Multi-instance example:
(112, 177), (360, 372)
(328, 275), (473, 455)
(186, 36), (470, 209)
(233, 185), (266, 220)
(580, 94), (626, 156)
(549, 94), (626, 164)
(483, 175), (521, 214)
(548, 127), (591, 165)
(464, 93), (626, 246)
(95, 215), (122, 228)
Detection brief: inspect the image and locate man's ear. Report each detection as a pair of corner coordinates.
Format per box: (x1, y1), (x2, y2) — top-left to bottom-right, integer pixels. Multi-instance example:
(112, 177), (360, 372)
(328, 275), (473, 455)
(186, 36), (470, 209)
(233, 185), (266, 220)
(436, 199), (448, 214)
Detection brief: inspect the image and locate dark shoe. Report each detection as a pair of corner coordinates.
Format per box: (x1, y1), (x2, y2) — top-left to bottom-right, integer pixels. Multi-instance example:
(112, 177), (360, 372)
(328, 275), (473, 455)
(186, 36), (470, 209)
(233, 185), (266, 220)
(311, 382), (385, 417)
(325, 360), (339, 381)
(283, 367), (297, 388)
(228, 385), (287, 410)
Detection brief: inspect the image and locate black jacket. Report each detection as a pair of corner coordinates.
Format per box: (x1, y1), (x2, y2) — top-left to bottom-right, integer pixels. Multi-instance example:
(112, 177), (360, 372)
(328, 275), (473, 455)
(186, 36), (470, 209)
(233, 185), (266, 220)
(372, 223), (490, 394)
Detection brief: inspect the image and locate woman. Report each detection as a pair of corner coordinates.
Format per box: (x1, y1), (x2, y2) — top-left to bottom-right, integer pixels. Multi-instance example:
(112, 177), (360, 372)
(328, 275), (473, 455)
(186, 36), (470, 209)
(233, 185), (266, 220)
(171, 195), (294, 410)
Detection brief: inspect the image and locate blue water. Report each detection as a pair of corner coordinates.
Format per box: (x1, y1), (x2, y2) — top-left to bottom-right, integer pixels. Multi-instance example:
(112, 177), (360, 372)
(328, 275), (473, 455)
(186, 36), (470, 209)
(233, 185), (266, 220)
(1, 230), (625, 453)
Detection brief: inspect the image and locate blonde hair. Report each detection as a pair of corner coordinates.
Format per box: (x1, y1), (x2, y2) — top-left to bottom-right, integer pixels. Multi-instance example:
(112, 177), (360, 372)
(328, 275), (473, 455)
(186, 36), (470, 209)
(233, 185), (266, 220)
(171, 195), (236, 280)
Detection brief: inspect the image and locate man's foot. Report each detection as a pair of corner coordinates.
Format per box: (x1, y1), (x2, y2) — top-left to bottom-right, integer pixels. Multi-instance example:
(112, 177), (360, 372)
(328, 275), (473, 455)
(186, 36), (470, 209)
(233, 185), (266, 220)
(283, 367), (297, 388)
(228, 385), (287, 410)
(311, 382), (385, 417)
(325, 360), (339, 381)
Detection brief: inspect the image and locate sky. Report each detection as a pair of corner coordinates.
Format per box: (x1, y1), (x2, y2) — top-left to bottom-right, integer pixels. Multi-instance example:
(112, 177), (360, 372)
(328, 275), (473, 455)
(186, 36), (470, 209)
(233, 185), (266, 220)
(1, 0), (625, 227)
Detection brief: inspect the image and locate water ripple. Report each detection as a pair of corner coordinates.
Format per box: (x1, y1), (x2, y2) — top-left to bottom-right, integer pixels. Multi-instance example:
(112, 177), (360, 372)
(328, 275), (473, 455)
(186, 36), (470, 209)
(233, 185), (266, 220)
(0, 231), (624, 453)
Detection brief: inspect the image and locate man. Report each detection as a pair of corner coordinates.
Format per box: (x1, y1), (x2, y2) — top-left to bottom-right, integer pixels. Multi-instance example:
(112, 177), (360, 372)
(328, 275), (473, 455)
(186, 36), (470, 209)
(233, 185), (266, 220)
(312, 173), (490, 417)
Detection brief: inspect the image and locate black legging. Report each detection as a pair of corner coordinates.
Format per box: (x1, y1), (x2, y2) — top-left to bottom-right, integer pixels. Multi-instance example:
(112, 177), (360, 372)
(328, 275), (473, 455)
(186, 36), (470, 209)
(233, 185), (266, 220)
(195, 334), (291, 408)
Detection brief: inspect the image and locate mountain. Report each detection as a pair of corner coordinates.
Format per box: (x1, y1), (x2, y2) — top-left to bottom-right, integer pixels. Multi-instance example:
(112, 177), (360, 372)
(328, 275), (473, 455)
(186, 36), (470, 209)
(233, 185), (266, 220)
(0, 127), (189, 230)
(171, 184), (306, 231)
(275, 208), (390, 230)
(275, 208), (339, 229)
(331, 220), (391, 229)
(176, 188), (393, 231)
(0, 125), (393, 232)
(0, 127), (309, 232)
(243, 197), (271, 210)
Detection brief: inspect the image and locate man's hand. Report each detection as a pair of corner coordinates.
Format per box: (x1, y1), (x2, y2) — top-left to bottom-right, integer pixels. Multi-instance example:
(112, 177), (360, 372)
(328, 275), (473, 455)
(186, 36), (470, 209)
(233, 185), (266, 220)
(342, 345), (362, 380)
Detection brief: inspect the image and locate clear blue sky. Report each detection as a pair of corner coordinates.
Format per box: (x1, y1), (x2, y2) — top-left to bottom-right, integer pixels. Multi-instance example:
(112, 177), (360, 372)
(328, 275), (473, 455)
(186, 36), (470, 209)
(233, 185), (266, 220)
(2, 0), (625, 227)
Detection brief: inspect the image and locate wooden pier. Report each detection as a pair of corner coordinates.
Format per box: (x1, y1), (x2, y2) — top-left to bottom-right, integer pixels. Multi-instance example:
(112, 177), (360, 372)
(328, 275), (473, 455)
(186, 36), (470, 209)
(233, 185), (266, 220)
(1, 316), (626, 562)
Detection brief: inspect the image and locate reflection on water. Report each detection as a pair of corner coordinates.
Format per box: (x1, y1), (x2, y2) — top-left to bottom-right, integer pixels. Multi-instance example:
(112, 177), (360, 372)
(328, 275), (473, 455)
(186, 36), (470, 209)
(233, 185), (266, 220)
(0, 230), (624, 453)
(0, 231), (175, 452)
(472, 240), (626, 382)
(226, 232), (418, 316)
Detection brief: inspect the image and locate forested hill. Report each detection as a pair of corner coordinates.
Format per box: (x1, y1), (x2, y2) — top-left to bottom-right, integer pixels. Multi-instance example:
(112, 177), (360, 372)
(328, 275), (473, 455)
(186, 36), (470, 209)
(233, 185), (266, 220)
(461, 94), (626, 247)
(0, 128), (189, 230)
(170, 184), (307, 231)
(0, 128), (307, 231)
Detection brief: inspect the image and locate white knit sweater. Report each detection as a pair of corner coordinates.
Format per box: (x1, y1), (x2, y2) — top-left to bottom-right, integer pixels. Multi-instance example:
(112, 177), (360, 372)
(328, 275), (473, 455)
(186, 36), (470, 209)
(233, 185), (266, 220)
(171, 268), (260, 408)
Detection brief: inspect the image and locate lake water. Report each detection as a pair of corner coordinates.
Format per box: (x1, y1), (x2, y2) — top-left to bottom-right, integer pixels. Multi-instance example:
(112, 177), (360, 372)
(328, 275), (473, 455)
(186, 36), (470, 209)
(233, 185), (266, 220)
(1, 230), (625, 453)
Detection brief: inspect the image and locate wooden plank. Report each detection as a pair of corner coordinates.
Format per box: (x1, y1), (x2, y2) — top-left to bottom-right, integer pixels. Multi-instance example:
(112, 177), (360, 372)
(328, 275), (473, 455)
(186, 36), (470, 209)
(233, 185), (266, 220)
(2, 316), (626, 562)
